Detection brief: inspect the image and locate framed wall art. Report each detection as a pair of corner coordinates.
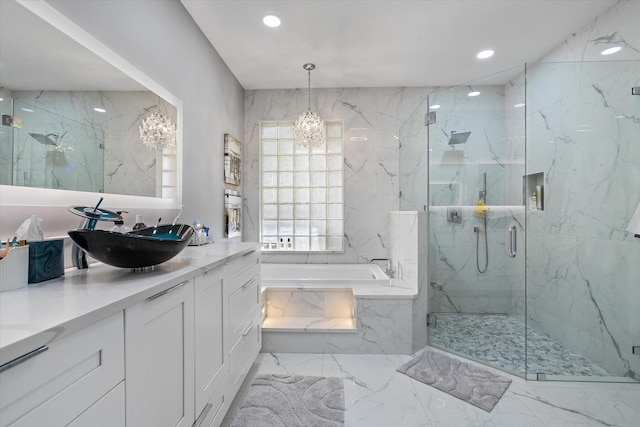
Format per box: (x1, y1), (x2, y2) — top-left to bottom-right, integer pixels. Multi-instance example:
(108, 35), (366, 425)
(224, 133), (241, 185)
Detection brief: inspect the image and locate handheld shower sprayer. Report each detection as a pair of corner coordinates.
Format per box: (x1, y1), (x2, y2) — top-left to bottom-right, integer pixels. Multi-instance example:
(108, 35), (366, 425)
(476, 173), (488, 215)
(475, 172), (489, 273)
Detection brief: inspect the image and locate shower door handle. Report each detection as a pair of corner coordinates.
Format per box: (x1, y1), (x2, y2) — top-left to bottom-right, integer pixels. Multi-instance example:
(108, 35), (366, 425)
(508, 226), (517, 258)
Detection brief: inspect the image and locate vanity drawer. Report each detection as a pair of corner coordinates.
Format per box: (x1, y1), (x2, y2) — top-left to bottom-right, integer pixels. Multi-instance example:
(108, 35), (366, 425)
(228, 262), (260, 296)
(0, 312), (125, 427)
(195, 374), (229, 427)
(227, 249), (260, 279)
(67, 381), (125, 427)
(229, 315), (261, 394)
(229, 273), (261, 336)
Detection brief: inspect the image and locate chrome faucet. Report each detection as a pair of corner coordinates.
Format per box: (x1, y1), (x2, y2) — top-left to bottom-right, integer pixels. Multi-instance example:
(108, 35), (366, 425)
(369, 258), (395, 278)
(68, 197), (122, 269)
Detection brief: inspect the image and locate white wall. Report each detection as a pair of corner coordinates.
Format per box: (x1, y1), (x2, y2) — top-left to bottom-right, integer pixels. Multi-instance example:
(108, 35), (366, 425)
(0, 0), (244, 241)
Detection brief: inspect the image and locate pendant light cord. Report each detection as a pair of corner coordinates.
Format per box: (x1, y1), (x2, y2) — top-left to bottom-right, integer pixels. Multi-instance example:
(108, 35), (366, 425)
(307, 68), (312, 112)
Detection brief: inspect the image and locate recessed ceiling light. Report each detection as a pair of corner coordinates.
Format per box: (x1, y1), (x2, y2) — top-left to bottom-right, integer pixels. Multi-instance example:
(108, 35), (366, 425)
(262, 14), (281, 28)
(477, 49), (494, 59)
(94, 107), (106, 113)
(0, 97), (4, 101)
(468, 91), (481, 97)
(601, 46), (621, 56)
(21, 108), (33, 112)
(513, 103), (525, 108)
(430, 104), (441, 110)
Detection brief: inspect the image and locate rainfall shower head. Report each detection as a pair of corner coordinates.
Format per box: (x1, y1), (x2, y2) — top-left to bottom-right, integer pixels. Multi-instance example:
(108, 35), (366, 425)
(29, 133), (59, 146)
(448, 131), (471, 146)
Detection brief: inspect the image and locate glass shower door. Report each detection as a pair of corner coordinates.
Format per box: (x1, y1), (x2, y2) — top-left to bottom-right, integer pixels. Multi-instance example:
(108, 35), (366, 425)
(524, 60), (640, 382)
(425, 66), (528, 377)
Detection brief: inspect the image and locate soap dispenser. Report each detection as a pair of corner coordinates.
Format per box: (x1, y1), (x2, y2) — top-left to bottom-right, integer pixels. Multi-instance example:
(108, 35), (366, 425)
(132, 214), (147, 230)
(111, 211), (130, 233)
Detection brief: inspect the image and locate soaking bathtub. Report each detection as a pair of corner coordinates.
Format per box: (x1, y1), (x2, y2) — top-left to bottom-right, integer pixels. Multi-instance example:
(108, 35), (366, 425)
(261, 263), (391, 287)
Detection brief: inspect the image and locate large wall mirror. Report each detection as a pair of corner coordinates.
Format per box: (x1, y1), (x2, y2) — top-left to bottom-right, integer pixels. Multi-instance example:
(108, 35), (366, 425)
(0, 0), (181, 208)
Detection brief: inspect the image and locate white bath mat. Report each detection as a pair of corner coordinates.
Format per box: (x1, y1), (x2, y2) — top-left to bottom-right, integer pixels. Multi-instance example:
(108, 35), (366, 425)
(397, 349), (511, 412)
(231, 374), (344, 426)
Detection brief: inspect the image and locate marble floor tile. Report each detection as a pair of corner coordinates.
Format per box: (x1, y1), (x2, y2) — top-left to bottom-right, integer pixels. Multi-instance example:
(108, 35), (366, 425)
(223, 349), (639, 427)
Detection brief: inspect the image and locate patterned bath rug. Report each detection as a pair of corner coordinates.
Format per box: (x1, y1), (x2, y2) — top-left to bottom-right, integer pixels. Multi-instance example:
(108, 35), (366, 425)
(231, 374), (344, 426)
(397, 349), (511, 412)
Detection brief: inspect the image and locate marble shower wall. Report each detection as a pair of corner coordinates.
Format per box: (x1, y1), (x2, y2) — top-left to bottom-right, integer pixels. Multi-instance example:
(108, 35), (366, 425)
(244, 87), (429, 263)
(425, 84), (526, 316)
(388, 211), (430, 352)
(4, 90), (175, 196)
(524, 60), (640, 379)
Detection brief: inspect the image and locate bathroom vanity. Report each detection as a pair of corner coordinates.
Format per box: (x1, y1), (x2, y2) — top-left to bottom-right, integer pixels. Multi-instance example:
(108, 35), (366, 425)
(0, 242), (261, 427)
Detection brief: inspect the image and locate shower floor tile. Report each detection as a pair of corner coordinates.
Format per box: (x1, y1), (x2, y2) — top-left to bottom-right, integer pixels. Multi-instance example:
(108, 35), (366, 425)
(429, 313), (611, 378)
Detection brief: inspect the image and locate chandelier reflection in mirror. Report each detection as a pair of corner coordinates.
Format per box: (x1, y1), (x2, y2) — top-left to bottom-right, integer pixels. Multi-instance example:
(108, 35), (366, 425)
(293, 63), (326, 148)
(139, 111), (176, 150)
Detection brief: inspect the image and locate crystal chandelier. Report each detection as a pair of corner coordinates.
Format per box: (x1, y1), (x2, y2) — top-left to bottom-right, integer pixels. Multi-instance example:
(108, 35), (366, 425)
(293, 63), (325, 148)
(139, 111), (176, 150)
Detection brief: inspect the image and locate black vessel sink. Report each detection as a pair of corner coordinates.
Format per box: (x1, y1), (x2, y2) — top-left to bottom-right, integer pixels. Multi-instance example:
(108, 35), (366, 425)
(68, 224), (194, 268)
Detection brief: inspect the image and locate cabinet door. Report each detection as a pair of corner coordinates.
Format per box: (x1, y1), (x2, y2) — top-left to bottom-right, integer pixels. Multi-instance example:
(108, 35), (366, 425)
(194, 263), (226, 415)
(125, 280), (195, 427)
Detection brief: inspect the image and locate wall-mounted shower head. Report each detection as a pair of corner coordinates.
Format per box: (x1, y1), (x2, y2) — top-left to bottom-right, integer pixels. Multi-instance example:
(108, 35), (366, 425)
(29, 132), (59, 146)
(448, 131), (471, 146)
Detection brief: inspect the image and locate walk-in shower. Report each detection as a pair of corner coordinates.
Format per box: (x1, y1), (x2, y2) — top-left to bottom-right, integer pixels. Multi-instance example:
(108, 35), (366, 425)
(399, 60), (639, 383)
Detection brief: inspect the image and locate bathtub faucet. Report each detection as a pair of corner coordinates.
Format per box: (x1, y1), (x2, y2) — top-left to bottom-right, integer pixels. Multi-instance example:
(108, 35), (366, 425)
(369, 258), (395, 278)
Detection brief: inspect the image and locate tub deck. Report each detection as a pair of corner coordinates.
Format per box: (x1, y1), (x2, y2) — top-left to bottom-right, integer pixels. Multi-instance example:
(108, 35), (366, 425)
(260, 263), (415, 298)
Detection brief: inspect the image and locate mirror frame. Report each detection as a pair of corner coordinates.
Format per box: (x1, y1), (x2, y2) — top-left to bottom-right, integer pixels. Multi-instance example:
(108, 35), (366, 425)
(1, 0), (182, 210)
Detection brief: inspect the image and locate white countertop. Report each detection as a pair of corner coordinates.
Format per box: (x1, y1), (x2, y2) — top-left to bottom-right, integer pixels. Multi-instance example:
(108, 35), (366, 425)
(0, 242), (261, 366)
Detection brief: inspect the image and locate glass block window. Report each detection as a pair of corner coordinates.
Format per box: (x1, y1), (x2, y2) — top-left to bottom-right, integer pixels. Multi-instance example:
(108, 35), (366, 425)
(260, 121), (343, 252)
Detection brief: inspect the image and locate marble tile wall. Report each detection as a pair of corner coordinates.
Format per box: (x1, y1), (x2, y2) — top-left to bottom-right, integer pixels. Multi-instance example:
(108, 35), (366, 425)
(524, 59), (640, 379)
(262, 297), (414, 354)
(3, 90), (175, 197)
(388, 211), (430, 352)
(244, 87), (428, 263)
(264, 289), (354, 319)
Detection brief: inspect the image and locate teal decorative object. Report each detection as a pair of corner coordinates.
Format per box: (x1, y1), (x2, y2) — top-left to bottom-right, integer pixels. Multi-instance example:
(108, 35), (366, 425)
(28, 239), (64, 283)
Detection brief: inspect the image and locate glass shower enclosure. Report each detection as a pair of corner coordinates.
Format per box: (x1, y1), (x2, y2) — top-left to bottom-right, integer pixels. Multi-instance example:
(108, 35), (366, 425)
(399, 60), (639, 382)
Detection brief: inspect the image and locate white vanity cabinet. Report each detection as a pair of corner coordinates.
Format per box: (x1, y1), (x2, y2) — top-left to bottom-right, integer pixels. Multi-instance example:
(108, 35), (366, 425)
(0, 243), (262, 427)
(193, 262), (228, 425)
(226, 250), (262, 398)
(0, 312), (125, 427)
(125, 279), (195, 427)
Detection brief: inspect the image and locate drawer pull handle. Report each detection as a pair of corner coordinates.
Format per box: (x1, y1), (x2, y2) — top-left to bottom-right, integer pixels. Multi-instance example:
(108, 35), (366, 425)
(193, 402), (213, 427)
(242, 249), (257, 257)
(0, 345), (49, 373)
(242, 277), (258, 290)
(147, 280), (188, 302)
(241, 323), (253, 337)
(205, 262), (226, 274)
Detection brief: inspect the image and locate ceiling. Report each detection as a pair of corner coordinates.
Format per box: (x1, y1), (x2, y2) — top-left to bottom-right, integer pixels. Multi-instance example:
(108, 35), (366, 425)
(181, 0), (618, 90)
